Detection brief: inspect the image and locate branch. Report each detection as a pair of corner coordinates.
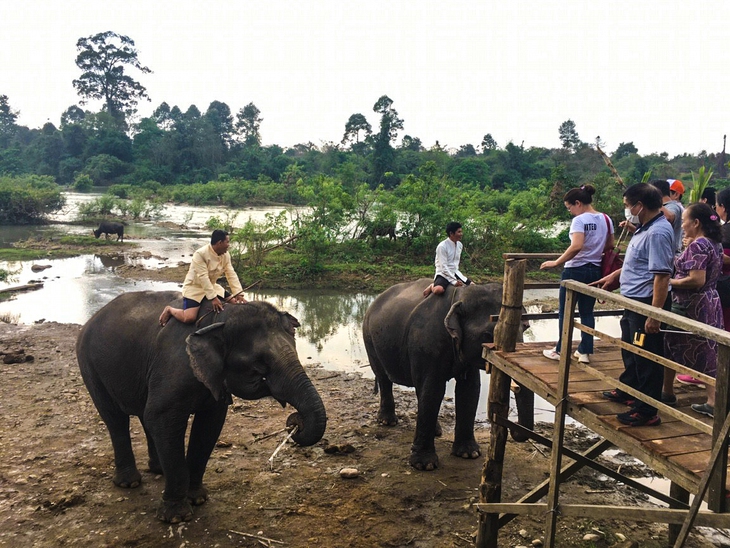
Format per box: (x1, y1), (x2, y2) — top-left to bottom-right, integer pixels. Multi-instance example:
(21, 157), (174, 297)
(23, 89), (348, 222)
(595, 145), (625, 188)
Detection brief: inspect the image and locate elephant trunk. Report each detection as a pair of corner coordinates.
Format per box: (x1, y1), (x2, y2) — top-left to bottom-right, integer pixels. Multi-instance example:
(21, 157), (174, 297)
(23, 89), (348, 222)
(268, 353), (327, 447)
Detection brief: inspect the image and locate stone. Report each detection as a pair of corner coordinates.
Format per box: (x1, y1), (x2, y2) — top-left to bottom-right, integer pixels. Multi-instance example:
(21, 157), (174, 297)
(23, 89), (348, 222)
(583, 533), (601, 542)
(339, 467), (359, 479)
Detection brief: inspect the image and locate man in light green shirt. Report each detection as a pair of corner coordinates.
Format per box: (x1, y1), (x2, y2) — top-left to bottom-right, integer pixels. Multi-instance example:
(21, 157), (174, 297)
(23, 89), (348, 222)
(159, 230), (245, 326)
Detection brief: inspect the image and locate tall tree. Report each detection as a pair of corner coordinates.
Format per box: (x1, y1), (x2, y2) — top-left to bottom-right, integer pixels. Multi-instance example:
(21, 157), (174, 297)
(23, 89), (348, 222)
(235, 102), (263, 146)
(72, 31), (152, 124)
(481, 133), (497, 151)
(558, 119), (580, 151)
(341, 113), (372, 147)
(372, 95), (404, 187)
(0, 94), (19, 147)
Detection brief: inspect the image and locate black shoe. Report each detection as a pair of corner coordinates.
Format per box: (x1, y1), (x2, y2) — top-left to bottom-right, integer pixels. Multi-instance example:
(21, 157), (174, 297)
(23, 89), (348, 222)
(602, 390), (635, 406)
(661, 392), (677, 407)
(617, 411), (661, 427)
(691, 403), (714, 418)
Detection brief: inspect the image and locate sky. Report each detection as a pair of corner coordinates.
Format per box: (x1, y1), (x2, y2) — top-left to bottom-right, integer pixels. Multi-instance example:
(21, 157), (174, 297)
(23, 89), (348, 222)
(1, 1), (728, 157)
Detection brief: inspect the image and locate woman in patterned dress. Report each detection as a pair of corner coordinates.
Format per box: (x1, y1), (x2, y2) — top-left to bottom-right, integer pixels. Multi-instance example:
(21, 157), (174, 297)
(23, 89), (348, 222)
(663, 203), (723, 416)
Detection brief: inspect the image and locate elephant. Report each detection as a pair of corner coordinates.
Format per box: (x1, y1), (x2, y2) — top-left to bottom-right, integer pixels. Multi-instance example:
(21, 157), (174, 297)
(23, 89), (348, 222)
(363, 278), (524, 471)
(76, 291), (327, 523)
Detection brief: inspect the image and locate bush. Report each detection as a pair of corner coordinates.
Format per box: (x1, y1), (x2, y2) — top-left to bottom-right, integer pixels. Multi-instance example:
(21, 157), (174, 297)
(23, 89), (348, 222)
(72, 174), (94, 192)
(0, 175), (64, 224)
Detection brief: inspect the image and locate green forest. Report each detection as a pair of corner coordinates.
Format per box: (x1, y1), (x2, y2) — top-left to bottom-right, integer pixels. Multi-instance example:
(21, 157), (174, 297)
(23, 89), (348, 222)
(2, 31), (728, 287)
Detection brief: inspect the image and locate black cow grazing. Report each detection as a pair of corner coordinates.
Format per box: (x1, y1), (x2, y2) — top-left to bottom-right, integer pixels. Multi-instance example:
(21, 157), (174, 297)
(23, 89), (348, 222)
(93, 221), (124, 242)
(358, 226), (396, 241)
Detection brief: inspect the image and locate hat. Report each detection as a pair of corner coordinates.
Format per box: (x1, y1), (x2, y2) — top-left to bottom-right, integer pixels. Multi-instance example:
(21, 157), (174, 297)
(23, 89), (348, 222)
(669, 179), (685, 195)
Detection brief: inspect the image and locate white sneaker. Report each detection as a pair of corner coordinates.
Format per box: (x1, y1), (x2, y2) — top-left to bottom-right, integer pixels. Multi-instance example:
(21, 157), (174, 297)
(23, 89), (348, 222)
(542, 348), (560, 360)
(573, 351), (590, 364)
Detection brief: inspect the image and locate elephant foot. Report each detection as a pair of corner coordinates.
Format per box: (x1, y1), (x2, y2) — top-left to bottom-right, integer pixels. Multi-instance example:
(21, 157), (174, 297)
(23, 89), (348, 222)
(409, 448), (439, 471)
(377, 410), (398, 426)
(188, 485), (208, 506)
(451, 439), (481, 460)
(156, 499), (194, 523)
(113, 467), (142, 488)
(148, 459), (163, 475)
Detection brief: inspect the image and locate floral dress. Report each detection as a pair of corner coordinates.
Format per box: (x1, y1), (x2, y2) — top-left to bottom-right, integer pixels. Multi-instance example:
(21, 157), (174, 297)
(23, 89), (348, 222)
(665, 237), (724, 377)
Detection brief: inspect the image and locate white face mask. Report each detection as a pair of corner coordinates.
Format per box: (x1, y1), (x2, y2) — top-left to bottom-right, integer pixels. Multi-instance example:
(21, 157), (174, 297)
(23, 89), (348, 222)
(624, 206), (642, 225)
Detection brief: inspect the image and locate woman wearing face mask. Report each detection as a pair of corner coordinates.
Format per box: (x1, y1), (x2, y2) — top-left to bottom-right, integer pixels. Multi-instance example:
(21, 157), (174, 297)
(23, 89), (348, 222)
(662, 203), (723, 416)
(540, 184), (614, 363)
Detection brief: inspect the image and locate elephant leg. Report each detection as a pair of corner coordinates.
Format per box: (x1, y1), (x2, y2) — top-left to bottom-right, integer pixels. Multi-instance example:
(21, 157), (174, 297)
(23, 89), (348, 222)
(139, 420), (162, 474)
(452, 367), (481, 459)
(186, 403), (228, 506)
(512, 383), (535, 442)
(90, 388), (141, 488)
(375, 375), (398, 426)
(144, 410), (193, 524)
(411, 380), (446, 471)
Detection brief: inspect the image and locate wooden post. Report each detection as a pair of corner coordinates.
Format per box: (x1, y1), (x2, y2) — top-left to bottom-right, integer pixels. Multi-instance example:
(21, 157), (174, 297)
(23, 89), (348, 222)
(476, 258), (526, 548)
(668, 483), (690, 544)
(544, 285), (577, 547)
(709, 344), (730, 512)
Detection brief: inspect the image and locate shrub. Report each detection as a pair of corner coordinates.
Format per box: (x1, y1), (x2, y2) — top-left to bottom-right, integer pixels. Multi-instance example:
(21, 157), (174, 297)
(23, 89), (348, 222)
(0, 175), (64, 224)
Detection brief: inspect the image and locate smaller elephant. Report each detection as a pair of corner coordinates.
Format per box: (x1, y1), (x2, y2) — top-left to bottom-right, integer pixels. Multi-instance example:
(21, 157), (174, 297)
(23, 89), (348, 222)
(363, 279), (508, 470)
(76, 291), (327, 523)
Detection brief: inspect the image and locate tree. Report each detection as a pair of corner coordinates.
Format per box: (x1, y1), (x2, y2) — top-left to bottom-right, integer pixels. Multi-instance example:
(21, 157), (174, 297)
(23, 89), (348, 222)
(613, 141), (638, 159)
(371, 95), (404, 187)
(72, 31), (152, 124)
(558, 119), (580, 151)
(236, 102), (263, 146)
(341, 113), (372, 147)
(205, 100), (234, 148)
(0, 95), (19, 147)
(481, 133), (497, 152)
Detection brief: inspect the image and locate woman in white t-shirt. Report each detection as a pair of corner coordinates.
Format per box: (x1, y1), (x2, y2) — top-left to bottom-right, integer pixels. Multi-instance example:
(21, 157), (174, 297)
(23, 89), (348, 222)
(540, 184), (614, 364)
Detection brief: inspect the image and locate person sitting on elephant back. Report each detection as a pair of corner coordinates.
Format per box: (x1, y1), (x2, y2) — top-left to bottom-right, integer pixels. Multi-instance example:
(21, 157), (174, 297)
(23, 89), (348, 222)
(159, 229), (246, 326)
(423, 221), (472, 297)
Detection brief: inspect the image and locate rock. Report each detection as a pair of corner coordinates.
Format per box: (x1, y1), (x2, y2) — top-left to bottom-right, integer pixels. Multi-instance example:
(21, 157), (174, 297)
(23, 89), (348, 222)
(519, 529), (530, 538)
(615, 533), (627, 541)
(31, 264), (52, 272)
(339, 467), (359, 479)
(583, 533), (601, 542)
(531, 539), (543, 547)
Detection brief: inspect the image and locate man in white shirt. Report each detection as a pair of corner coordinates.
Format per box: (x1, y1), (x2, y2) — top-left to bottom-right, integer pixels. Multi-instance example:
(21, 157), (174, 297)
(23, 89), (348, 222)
(159, 230), (246, 326)
(423, 222), (471, 297)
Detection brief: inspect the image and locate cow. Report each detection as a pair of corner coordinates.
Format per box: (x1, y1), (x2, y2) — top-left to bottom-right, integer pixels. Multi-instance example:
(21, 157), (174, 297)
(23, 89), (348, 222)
(93, 221), (124, 242)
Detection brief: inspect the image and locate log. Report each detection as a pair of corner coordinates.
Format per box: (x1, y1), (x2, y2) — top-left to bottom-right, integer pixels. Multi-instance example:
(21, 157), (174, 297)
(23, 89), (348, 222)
(0, 283), (43, 295)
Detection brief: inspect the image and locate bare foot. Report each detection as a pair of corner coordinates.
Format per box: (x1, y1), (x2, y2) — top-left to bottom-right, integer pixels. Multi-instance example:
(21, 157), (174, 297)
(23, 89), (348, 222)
(423, 285), (433, 298)
(159, 306), (172, 327)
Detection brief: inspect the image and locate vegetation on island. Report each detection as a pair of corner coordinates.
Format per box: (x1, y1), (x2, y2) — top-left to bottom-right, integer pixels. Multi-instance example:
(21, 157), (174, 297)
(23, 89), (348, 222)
(1, 31), (729, 289)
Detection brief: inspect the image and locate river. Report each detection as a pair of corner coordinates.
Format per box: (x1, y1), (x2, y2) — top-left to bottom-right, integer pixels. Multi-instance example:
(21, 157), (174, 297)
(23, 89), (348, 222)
(0, 192), (622, 422)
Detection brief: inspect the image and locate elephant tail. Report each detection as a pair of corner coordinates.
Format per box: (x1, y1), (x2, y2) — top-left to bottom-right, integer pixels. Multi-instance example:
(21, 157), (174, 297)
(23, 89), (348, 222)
(372, 378), (379, 395)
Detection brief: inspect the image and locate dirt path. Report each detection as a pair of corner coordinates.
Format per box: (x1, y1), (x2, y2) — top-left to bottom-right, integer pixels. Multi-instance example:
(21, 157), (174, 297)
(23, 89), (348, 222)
(0, 321), (722, 547)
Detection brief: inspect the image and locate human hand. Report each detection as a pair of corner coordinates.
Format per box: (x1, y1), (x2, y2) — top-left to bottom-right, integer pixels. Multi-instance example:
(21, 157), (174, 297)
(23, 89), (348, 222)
(455, 280), (464, 287)
(589, 270), (619, 290)
(540, 260), (558, 270)
(212, 297), (225, 313)
(619, 220), (636, 233)
(645, 317), (660, 334)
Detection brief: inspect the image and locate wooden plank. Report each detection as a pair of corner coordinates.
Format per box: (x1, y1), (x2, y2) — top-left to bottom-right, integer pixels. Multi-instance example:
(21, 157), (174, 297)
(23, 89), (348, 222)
(476, 503), (730, 528)
(643, 434), (713, 457)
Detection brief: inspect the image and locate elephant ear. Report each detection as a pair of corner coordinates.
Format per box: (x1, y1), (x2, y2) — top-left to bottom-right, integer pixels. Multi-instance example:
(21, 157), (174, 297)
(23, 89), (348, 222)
(185, 322), (226, 401)
(281, 312), (300, 335)
(444, 300), (464, 353)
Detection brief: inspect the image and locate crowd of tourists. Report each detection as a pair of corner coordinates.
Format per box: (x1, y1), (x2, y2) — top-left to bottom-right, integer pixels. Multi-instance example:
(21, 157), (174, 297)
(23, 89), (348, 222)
(542, 180), (728, 427)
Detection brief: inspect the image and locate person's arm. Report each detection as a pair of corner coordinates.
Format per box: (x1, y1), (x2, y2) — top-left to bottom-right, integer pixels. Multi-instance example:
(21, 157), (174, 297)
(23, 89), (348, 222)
(661, 205), (676, 224)
(645, 273), (670, 334)
(540, 232), (584, 270)
(222, 253), (244, 295)
(604, 231), (615, 252)
(669, 269), (706, 290)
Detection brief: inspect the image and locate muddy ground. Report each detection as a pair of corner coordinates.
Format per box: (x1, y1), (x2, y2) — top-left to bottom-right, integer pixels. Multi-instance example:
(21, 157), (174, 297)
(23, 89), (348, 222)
(0, 320), (722, 548)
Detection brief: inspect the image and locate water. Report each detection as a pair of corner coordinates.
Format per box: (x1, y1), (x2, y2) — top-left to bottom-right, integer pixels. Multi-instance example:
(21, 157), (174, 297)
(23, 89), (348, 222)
(0, 194), (622, 410)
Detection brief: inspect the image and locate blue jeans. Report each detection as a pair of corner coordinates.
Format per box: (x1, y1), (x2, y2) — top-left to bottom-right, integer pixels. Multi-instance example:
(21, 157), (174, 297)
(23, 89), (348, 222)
(555, 263), (601, 355)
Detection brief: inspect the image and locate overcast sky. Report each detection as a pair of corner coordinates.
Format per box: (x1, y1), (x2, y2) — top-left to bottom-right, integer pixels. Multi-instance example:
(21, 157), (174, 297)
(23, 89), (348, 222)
(1, 1), (728, 156)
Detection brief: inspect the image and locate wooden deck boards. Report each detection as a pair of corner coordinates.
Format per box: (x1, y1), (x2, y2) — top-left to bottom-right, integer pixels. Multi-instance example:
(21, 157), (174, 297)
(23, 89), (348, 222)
(486, 340), (730, 494)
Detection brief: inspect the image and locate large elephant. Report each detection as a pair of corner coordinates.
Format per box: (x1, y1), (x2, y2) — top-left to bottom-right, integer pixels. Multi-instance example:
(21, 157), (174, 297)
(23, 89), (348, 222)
(363, 278), (511, 471)
(76, 291), (327, 523)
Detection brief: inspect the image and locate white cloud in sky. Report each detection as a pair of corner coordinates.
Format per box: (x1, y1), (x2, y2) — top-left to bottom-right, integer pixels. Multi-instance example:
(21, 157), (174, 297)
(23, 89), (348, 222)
(1, 0), (728, 156)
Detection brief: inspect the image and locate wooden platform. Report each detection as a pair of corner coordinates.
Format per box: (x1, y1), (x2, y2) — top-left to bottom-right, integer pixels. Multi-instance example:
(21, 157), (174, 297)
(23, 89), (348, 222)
(487, 340), (727, 496)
